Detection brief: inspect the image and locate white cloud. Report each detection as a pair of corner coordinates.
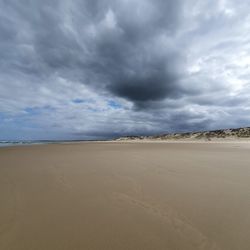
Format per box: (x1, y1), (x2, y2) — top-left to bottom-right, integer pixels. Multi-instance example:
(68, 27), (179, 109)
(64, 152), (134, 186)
(0, 0), (250, 139)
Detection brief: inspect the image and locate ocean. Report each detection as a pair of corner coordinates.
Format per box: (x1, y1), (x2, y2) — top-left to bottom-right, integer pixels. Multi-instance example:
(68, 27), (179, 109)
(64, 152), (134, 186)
(0, 140), (95, 147)
(0, 141), (53, 147)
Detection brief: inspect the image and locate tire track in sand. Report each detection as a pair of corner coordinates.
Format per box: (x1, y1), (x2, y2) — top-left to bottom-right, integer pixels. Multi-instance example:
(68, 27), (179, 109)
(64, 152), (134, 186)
(114, 191), (220, 250)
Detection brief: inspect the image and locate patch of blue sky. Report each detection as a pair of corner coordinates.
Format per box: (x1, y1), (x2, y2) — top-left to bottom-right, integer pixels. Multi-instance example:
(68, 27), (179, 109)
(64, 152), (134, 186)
(72, 98), (86, 104)
(107, 100), (122, 109)
(24, 105), (55, 115)
(0, 112), (6, 121)
(72, 98), (96, 104)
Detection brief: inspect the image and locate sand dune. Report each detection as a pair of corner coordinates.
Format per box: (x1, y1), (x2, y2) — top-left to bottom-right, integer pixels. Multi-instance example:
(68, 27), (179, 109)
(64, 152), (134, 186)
(116, 126), (250, 141)
(1, 142), (250, 250)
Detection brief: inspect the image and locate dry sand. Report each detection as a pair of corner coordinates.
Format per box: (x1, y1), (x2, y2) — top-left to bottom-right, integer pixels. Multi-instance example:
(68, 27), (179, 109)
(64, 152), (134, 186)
(1, 142), (250, 250)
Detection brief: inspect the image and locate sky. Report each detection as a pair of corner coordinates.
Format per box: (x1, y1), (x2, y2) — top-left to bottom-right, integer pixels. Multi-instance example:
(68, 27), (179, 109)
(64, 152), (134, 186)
(0, 0), (250, 140)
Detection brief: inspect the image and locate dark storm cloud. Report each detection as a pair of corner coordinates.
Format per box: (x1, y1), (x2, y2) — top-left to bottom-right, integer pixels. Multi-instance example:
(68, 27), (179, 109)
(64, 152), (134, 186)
(82, 0), (184, 106)
(0, 0), (185, 108)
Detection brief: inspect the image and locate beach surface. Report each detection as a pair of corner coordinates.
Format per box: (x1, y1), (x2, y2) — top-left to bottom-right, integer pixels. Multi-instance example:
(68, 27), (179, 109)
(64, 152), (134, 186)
(1, 142), (250, 250)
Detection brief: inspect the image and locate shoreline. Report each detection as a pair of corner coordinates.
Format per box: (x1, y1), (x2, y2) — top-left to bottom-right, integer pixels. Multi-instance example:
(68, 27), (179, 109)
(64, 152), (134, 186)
(1, 138), (250, 149)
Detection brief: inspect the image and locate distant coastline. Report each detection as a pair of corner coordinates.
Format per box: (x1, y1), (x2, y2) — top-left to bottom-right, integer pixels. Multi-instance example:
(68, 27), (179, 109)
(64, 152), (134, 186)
(115, 126), (250, 141)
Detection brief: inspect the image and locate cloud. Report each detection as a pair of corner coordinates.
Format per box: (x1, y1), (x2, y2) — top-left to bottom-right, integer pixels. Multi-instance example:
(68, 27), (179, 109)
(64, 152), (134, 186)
(0, 0), (250, 139)
(1, 0), (185, 106)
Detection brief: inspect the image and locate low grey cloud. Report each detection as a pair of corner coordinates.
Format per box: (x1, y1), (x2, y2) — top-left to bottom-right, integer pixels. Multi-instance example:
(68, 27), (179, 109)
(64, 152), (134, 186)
(0, 0), (250, 139)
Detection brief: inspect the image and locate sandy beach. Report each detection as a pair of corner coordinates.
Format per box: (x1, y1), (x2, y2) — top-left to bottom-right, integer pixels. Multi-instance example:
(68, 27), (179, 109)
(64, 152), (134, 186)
(1, 142), (250, 250)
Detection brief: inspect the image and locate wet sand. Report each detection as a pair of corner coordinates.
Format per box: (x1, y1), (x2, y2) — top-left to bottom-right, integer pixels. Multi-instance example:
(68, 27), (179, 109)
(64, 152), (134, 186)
(1, 142), (250, 250)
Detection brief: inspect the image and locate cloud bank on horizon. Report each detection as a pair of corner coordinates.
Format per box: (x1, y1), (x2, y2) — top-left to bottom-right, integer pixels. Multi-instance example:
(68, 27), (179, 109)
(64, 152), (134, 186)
(0, 0), (250, 140)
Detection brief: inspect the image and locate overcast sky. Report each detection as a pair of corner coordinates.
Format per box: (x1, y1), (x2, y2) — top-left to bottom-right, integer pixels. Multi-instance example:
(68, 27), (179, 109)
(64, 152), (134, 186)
(0, 0), (250, 140)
